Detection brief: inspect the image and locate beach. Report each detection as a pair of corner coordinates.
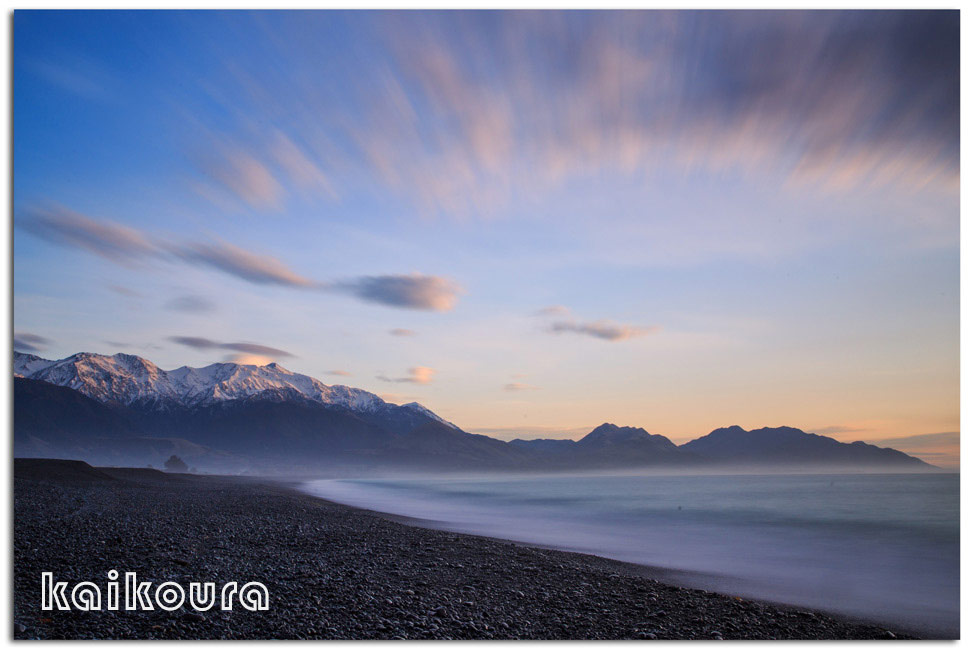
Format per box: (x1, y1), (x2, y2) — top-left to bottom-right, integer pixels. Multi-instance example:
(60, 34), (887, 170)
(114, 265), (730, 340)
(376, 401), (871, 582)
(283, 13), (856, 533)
(13, 459), (910, 640)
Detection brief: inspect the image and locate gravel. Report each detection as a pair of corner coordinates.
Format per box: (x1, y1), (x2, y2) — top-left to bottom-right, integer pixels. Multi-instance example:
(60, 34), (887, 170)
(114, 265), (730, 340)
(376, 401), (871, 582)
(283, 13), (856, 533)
(14, 465), (911, 639)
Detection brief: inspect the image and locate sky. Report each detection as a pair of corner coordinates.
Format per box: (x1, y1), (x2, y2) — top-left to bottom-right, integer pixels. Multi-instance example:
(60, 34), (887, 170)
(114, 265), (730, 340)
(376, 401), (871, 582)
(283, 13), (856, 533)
(13, 10), (960, 466)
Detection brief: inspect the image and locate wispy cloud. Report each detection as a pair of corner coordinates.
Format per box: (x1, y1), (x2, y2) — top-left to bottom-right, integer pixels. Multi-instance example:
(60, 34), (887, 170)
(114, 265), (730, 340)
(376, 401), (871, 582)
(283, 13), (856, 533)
(225, 353), (276, 366)
(196, 143), (284, 210)
(534, 305), (571, 317)
(871, 431), (959, 469)
(14, 332), (51, 353)
(377, 366), (436, 384)
(469, 425), (593, 442)
(240, 10), (954, 216)
(537, 305), (659, 342)
(108, 285), (142, 298)
(807, 425), (869, 436)
(168, 241), (316, 288)
(27, 56), (115, 102)
(168, 336), (294, 358)
(20, 206), (463, 311)
(335, 274), (462, 311)
(270, 130), (336, 198)
(548, 320), (659, 342)
(389, 328), (417, 337)
(165, 295), (216, 313)
(18, 206), (156, 263)
(378, 392), (419, 405)
(504, 382), (541, 392)
(325, 369), (353, 377)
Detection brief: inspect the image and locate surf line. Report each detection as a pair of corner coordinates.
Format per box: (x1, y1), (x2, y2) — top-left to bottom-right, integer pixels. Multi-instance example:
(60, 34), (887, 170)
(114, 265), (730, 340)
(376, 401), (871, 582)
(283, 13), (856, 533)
(41, 571), (270, 612)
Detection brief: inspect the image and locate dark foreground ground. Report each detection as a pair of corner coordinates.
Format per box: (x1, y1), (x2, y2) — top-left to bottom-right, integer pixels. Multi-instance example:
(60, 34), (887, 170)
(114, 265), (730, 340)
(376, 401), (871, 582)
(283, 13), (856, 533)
(14, 459), (912, 640)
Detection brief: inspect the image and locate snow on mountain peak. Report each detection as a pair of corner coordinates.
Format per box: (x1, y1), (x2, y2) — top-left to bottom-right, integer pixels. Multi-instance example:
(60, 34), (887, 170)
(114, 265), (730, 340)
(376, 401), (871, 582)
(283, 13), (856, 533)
(12, 350), (388, 413)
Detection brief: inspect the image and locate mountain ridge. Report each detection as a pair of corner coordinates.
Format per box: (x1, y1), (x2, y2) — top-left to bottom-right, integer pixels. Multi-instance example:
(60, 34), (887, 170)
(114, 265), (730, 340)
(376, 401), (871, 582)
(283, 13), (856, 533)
(14, 351), (937, 473)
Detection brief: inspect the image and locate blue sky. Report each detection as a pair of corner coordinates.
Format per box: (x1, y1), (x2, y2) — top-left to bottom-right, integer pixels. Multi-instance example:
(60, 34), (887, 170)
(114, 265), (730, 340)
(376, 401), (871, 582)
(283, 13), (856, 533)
(13, 10), (959, 461)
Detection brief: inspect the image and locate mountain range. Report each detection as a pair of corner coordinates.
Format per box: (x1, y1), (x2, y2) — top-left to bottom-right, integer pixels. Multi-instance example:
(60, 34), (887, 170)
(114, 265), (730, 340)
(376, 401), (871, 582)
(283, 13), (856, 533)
(14, 351), (936, 474)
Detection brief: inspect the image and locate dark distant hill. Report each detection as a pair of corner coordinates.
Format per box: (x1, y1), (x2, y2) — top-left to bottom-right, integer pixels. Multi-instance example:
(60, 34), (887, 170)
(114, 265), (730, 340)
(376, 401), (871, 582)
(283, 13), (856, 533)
(679, 425), (932, 469)
(513, 423), (697, 469)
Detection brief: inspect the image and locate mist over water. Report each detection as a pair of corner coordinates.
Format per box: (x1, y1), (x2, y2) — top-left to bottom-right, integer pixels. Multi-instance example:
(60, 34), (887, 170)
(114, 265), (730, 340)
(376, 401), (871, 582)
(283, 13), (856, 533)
(304, 472), (958, 637)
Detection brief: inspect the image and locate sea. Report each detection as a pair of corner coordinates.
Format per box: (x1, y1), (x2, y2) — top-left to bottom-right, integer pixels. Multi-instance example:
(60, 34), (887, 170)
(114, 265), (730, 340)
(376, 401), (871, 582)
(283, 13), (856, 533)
(302, 472), (959, 637)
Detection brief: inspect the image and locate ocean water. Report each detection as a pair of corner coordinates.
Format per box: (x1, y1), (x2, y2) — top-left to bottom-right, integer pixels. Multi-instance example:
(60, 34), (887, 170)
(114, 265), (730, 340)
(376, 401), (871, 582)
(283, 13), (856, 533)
(303, 472), (959, 637)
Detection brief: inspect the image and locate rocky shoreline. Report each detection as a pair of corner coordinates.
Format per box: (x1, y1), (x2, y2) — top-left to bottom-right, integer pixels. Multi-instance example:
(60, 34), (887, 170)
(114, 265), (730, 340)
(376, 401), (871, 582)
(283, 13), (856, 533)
(13, 459), (912, 639)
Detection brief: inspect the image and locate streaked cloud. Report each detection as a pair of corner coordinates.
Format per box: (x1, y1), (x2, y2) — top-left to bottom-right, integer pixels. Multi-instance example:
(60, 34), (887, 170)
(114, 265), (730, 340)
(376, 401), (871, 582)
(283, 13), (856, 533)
(808, 425), (869, 436)
(196, 10), (954, 216)
(548, 320), (660, 342)
(270, 130), (336, 197)
(108, 285), (142, 298)
(504, 382), (541, 392)
(19, 206), (463, 311)
(389, 328), (417, 337)
(534, 305), (571, 317)
(169, 241), (316, 288)
(468, 425), (593, 442)
(377, 366), (436, 384)
(225, 353), (275, 366)
(14, 332), (51, 353)
(168, 336), (294, 358)
(27, 56), (115, 102)
(537, 305), (659, 342)
(18, 206), (156, 262)
(870, 431), (959, 469)
(197, 144), (284, 210)
(335, 274), (462, 311)
(165, 295), (216, 313)
(325, 369), (353, 377)
(378, 392), (418, 405)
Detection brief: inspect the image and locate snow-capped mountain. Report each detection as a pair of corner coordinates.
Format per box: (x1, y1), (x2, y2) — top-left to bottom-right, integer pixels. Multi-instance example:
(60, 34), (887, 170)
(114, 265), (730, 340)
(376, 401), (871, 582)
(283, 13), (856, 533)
(13, 351), (450, 427)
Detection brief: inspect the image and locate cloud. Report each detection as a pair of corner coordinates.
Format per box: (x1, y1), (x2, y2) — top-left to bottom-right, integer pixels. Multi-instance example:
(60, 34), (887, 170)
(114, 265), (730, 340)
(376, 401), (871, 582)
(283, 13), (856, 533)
(16, 208), (311, 287)
(28, 57), (115, 102)
(198, 145), (284, 210)
(115, 12), (955, 226)
(378, 392), (418, 405)
(377, 366), (436, 384)
(534, 305), (571, 317)
(270, 131), (336, 197)
(336, 274), (462, 311)
(225, 353), (275, 366)
(14, 332), (51, 353)
(468, 425), (593, 442)
(548, 320), (660, 342)
(108, 285), (142, 298)
(872, 431), (959, 447)
(168, 336), (294, 358)
(168, 241), (316, 288)
(807, 425), (869, 436)
(326, 369), (352, 377)
(18, 206), (157, 262)
(389, 328), (417, 337)
(292, 11), (955, 215)
(536, 306), (659, 342)
(504, 382), (541, 392)
(20, 207), (463, 311)
(871, 431), (959, 469)
(165, 295), (216, 313)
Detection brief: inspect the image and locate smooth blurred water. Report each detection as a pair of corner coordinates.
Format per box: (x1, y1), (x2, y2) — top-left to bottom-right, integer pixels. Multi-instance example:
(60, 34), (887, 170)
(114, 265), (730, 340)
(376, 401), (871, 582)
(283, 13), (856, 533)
(303, 472), (959, 637)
